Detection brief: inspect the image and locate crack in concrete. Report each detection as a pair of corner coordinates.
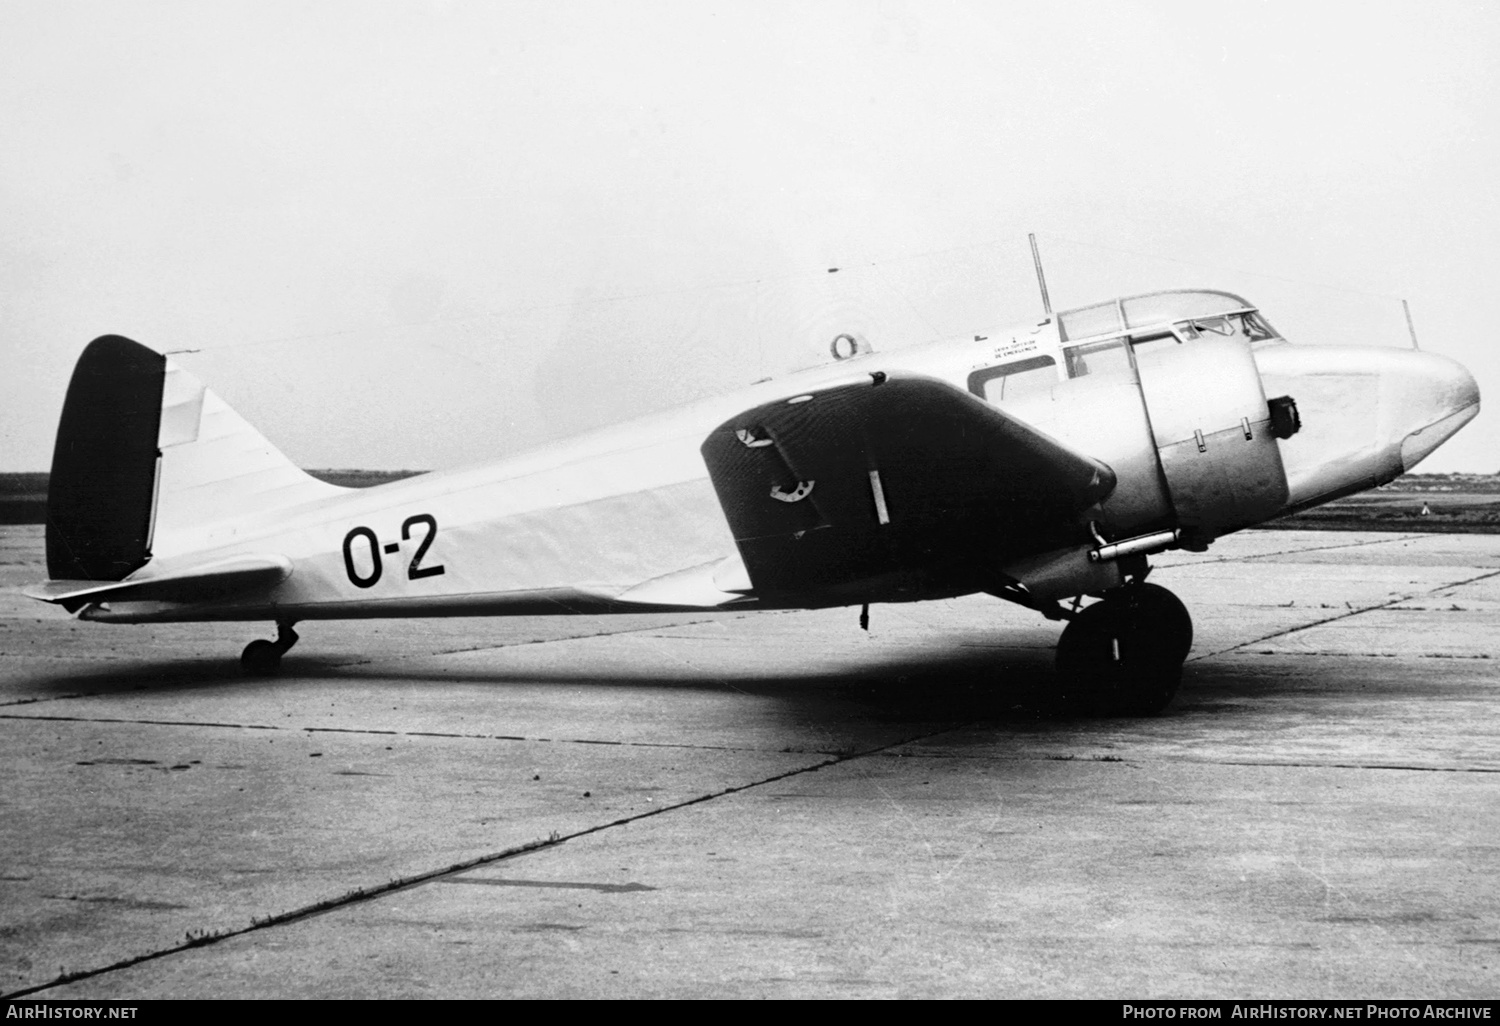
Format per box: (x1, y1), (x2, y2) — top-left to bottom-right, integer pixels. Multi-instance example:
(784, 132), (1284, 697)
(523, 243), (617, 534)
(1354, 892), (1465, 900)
(0, 721), (967, 999)
(876, 749), (1500, 774)
(0, 712), (819, 756)
(1167, 533), (1425, 568)
(1189, 758), (1500, 774)
(0, 693), (91, 708)
(1189, 568), (1500, 662)
(326, 613), (752, 668)
(438, 877), (655, 893)
(1239, 650), (1492, 660)
(0, 614), (759, 709)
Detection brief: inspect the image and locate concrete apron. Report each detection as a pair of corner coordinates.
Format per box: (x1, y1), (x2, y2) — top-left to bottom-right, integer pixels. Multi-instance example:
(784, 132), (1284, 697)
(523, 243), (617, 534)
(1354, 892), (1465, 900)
(0, 526), (1496, 997)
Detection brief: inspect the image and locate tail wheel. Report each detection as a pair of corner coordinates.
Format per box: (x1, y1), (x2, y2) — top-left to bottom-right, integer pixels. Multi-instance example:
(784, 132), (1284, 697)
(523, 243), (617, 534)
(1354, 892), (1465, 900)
(240, 639), (281, 676)
(240, 622), (299, 676)
(1055, 585), (1190, 716)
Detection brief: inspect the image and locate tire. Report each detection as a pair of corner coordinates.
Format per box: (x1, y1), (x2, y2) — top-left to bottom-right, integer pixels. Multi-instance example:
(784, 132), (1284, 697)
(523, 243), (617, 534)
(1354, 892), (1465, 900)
(1055, 596), (1183, 716)
(1128, 582), (1193, 664)
(240, 639), (282, 676)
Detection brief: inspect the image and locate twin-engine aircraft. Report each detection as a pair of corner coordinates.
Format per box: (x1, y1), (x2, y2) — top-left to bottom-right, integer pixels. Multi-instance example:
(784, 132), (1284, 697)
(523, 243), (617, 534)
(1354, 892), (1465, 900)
(29, 288), (1479, 713)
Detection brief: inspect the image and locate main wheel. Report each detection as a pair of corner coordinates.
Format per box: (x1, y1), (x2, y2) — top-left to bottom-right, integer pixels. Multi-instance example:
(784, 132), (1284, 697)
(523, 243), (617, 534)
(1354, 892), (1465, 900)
(1055, 594), (1185, 716)
(240, 639), (282, 676)
(1129, 582), (1193, 664)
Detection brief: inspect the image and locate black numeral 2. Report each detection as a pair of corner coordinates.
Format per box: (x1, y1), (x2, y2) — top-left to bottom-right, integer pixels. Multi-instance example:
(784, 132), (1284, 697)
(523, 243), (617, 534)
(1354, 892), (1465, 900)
(401, 514), (445, 580)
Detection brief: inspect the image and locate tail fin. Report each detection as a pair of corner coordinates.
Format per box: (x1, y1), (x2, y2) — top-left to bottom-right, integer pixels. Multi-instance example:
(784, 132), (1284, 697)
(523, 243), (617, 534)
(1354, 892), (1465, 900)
(47, 336), (346, 581)
(46, 336), (163, 580)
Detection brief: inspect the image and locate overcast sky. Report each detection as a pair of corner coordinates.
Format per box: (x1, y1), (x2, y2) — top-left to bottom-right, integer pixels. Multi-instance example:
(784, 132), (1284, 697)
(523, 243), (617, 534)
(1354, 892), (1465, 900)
(3, 0), (1496, 472)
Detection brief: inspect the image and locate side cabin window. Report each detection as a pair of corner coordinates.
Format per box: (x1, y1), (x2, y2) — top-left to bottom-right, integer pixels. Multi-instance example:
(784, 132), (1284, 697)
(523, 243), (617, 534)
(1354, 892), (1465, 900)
(967, 355), (1058, 402)
(1127, 330), (1180, 358)
(1064, 337), (1131, 379)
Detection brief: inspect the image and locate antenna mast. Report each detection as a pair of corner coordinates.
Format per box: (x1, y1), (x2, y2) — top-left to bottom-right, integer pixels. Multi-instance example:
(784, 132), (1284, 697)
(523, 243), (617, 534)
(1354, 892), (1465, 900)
(1401, 299), (1421, 350)
(1029, 233), (1053, 317)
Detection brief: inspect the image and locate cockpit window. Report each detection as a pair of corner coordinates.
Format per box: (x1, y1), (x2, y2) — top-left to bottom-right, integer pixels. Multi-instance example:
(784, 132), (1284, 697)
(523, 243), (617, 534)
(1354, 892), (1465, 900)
(1187, 316), (1235, 337)
(1059, 291), (1276, 343)
(1242, 311), (1278, 341)
(1178, 311), (1279, 342)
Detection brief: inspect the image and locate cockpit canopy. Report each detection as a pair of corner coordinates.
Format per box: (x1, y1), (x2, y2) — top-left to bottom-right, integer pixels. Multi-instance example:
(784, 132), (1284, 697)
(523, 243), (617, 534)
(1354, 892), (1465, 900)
(967, 289), (1286, 401)
(1052, 290), (1282, 382)
(1057, 290), (1280, 346)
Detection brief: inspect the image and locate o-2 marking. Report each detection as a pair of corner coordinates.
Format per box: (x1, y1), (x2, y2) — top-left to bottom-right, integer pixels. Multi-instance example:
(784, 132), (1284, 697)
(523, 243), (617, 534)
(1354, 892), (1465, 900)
(341, 514), (447, 589)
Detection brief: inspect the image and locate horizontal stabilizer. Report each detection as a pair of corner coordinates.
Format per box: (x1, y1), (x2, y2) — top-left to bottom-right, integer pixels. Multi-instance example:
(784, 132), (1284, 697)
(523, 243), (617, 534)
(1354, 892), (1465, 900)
(26, 555), (293, 613)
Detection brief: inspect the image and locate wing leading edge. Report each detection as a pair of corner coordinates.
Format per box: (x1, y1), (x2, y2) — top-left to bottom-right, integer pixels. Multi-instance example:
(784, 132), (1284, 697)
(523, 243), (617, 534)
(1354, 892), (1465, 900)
(700, 372), (1116, 603)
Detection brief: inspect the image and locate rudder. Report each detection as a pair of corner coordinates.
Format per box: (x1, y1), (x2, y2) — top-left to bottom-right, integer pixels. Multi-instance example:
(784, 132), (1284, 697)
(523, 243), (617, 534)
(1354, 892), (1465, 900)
(47, 336), (165, 581)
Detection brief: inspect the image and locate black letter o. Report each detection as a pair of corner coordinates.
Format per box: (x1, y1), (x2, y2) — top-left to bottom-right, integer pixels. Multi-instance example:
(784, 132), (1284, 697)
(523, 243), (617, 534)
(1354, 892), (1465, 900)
(342, 527), (383, 588)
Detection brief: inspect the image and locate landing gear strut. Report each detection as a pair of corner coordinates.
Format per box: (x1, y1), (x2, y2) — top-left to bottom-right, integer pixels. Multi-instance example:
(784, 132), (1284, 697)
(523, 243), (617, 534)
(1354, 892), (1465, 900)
(1055, 582), (1191, 715)
(241, 621), (299, 676)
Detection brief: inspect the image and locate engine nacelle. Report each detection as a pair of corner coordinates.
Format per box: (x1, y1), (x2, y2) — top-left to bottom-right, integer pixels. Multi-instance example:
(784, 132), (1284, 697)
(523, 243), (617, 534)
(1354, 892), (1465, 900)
(1134, 337), (1289, 543)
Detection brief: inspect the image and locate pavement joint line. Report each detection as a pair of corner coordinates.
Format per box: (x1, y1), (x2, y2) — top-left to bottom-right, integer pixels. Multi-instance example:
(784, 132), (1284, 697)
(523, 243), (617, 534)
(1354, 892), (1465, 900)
(0, 711), (832, 755)
(1427, 567), (1500, 594)
(328, 613), (764, 669)
(869, 749), (1500, 773)
(1169, 533), (1426, 568)
(0, 692), (95, 708)
(0, 653), (154, 665)
(1187, 758), (1500, 774)
(1, 719), (969, 1000)
(0, 615), (769, 709)
(1189, 567), (1500, 662)
(1237, 650), (1493, 660)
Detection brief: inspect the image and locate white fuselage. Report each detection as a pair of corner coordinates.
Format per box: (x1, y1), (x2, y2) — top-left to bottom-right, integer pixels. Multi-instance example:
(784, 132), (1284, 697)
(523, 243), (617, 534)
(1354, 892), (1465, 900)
(82, 293), (1480, 624)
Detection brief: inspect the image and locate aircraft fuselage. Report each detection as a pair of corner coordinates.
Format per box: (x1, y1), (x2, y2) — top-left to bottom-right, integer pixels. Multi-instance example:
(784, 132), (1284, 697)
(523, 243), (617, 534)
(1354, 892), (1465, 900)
(61, 289), (1479, 625)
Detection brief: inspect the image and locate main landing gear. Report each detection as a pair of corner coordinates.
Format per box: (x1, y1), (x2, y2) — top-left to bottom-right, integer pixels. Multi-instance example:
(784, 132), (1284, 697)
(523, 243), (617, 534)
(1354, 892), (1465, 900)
(241, 621), (299, 676)
(1055, 582), (1192, 716)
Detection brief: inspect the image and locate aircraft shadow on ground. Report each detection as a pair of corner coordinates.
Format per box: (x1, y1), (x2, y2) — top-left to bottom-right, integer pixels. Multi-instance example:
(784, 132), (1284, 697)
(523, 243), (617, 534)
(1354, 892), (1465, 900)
(7, 630), (1421, 724)
(14, 635), (1062, 718)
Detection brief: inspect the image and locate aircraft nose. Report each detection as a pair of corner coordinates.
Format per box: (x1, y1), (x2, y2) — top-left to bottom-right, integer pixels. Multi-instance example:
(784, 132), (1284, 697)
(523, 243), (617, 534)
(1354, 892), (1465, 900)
(1392, 350), (1481, 471)
(1253, 342), (1480, 507)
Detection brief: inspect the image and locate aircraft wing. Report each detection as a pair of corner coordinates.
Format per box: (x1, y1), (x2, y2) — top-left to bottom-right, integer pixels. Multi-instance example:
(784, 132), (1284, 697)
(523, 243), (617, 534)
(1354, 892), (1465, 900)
(700, 372), (1115, 601)
(25, 555), (293, 613)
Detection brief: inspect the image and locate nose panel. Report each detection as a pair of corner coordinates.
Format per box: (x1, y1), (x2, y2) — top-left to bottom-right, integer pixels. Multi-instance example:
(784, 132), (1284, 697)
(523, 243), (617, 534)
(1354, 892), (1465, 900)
(1391, 351), (1480, 471)
(1254, 344), (1480, 508)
